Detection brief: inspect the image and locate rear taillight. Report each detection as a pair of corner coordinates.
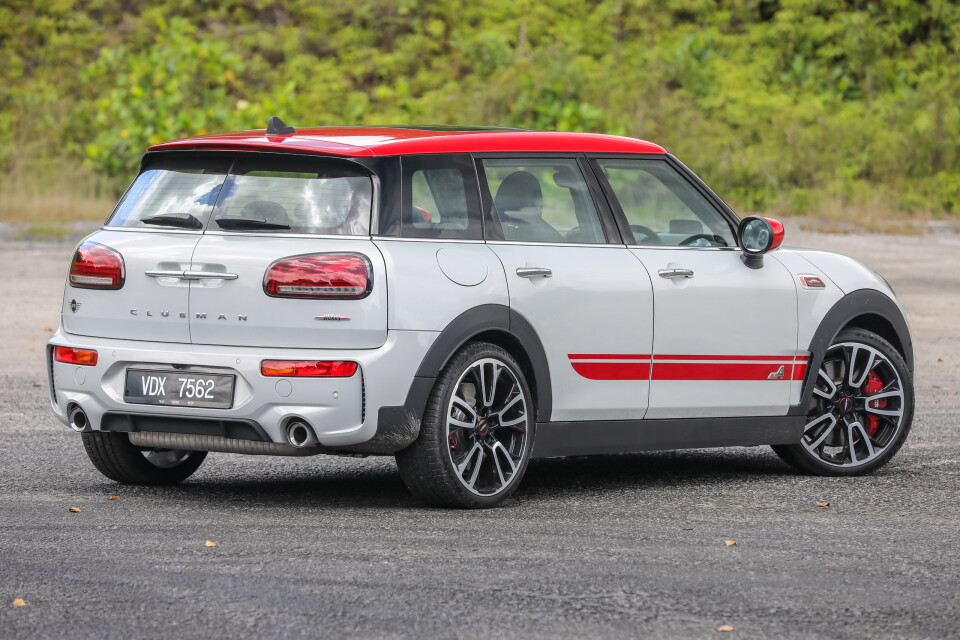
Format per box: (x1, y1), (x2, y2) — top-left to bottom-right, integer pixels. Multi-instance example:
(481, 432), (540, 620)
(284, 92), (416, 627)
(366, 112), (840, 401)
(264, 254), (371, 299)
(69, 242), (124, 289)
(54, 346), (98, 366)
(261, 360), (358, 377)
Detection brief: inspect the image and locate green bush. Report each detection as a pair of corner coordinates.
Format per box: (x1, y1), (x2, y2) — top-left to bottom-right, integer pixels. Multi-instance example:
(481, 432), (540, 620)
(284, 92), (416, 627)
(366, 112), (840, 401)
(0, 0), (958, 218)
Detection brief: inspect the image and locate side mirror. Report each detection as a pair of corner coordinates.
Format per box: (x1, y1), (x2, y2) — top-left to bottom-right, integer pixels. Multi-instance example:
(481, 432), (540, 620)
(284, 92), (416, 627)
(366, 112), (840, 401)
(737, 216), (784, 269)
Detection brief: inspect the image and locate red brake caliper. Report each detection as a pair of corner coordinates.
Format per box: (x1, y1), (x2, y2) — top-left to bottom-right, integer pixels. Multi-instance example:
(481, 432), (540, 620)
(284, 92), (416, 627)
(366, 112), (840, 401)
(863, 371), (886, 436)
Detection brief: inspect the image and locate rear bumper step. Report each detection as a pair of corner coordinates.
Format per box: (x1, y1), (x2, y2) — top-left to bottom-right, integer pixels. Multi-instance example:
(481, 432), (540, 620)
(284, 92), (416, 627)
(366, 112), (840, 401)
(101, 411), (270, 441)
(128, 430), (318, 456)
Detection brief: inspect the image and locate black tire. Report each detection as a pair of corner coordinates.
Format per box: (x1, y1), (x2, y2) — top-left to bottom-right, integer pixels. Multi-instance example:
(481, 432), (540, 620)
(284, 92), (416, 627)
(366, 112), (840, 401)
(81, 431), (207, 485)
(395, 342), (536, 508)
(773, 327), (914, 476)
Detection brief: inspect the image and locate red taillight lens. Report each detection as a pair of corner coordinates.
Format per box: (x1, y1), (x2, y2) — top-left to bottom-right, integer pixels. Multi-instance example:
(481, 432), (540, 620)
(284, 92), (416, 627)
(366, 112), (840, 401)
(54, 346), (98, 366)
(69, 242), (124, 289)
(264, 254), (370, 298)
(261, 360), (358, 377)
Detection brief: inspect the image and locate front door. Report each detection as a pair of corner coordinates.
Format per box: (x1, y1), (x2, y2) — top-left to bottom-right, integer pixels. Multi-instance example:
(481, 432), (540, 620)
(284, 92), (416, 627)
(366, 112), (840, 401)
(592, 156), (798, 419)
(477, 156), (654, 422)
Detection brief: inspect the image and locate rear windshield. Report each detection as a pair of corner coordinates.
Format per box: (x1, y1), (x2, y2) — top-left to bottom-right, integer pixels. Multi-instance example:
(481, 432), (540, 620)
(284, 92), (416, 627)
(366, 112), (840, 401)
(107, 153), (373, 235)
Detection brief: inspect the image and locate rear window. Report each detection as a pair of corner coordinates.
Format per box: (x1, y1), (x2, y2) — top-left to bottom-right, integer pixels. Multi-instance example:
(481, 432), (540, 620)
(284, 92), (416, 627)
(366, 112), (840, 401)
(107, 154), (373, 236)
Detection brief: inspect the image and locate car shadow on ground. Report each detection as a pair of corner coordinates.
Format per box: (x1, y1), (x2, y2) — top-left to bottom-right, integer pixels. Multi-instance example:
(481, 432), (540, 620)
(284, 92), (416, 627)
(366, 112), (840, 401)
(92, 447), (796, 510)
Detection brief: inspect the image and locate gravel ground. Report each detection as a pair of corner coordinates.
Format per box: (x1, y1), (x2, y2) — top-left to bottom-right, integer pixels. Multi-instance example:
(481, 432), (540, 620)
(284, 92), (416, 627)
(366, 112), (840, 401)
(0, 228), (958, 639)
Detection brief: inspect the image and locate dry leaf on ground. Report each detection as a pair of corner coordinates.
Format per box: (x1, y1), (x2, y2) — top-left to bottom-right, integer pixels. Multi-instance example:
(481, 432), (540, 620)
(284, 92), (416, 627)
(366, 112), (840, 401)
(108, 496), (119, 500)
(724, 540), (737, 546)
(717, 625), (734, 632)
(937, 357), (945, 362)
(205, 540), (217, 547)
(13, 598), (26, 607)
(41, 326), (54, 332)
(69, 507), (81, 513)
(817, 502), (830, 507)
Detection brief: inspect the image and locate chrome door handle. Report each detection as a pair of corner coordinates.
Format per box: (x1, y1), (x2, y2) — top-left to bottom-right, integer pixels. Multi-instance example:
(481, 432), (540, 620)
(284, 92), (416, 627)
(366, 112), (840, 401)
(658, 268), (694, 279)
(516, 267), (552, 278)
(146, 270), (238, 280)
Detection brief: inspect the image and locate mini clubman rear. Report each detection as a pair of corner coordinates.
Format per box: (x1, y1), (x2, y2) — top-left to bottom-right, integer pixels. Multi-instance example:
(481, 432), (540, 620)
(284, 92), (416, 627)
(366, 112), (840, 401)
(49, 121), (916, 508)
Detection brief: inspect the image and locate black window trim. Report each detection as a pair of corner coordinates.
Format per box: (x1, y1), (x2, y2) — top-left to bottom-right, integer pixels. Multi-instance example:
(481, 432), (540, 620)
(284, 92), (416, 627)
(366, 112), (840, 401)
(472, 152), (623, 245)
(586, 153), (742, 249)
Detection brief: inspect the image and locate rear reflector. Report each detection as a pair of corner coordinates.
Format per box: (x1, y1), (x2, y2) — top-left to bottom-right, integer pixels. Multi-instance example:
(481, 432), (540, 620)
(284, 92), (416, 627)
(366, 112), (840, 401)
(54, 346), (98, 366)
(69, 242), (125, 289)
(264, 254), (370, 298)
(261, 360), (358, 377)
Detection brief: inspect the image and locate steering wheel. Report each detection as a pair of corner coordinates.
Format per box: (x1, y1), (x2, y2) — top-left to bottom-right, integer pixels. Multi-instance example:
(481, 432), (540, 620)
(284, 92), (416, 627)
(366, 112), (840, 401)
(630, 224), (663, 245)
(679, 233), (727, 247)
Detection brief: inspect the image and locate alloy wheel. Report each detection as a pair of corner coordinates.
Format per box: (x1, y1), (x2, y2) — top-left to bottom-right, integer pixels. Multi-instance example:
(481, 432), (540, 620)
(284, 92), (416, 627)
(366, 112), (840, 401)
(803, 341), (906, 468)
(445, 357), (530, 496)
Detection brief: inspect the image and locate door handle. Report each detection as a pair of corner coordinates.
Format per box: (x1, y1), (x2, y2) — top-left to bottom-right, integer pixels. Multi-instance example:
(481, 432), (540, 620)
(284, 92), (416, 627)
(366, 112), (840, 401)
(516, 267), (552, 279)
(658, 267), (694, 279)
(146, 270), (238, 280)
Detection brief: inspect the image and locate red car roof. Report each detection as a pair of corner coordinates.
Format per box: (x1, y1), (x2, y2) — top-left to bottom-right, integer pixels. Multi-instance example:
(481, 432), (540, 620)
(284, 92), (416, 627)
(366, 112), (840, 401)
(147, 126), (666, 157)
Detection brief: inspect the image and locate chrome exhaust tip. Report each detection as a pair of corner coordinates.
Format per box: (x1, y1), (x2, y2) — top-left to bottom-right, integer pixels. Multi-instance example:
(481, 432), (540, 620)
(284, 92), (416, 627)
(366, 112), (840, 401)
(286, 421), (319, 448)
(68, 406), (90, 433)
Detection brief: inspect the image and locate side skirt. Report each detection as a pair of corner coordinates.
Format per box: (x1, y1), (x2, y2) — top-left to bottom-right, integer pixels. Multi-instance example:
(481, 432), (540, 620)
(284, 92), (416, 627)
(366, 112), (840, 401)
(532, 415), (805, 459)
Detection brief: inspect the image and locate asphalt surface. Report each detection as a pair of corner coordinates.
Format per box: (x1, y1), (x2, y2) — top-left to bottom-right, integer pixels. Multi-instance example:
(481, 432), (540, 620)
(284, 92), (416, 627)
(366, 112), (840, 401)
(1, 229), (959, 639)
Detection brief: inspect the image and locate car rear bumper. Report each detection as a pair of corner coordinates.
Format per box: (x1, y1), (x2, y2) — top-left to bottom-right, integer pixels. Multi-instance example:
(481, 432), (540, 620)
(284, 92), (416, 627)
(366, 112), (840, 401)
(47, 328), (436, 449)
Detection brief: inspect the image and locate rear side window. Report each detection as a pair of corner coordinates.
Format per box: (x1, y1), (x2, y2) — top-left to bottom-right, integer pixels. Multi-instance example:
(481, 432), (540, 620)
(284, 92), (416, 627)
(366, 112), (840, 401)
(401, 154), (482, 240)
(480, 158), (605, 244)
(107, 153), (373, 236)
(596, 158), (735, 247)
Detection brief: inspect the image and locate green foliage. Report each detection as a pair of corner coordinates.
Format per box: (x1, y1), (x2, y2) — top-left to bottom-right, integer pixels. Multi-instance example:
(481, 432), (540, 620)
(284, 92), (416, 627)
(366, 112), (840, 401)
(0, 0), (959, 216)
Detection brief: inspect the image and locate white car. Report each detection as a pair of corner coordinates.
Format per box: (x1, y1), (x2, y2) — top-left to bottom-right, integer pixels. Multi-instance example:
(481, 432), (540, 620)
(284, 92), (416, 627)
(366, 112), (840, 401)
(47, 120), (914, 508)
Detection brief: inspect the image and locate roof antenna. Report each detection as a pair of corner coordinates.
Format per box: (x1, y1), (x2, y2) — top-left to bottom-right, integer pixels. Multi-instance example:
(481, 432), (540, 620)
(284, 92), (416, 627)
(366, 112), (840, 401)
(266, 116), (296, 135)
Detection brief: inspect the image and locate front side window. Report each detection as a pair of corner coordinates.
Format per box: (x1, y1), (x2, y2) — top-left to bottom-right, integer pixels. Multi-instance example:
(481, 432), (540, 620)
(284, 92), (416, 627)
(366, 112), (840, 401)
(596, 158), (735, 247)
(481, 158), (605, 244)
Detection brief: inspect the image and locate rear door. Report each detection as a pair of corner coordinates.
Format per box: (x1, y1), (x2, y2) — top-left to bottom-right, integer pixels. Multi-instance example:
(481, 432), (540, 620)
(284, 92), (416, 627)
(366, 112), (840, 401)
(591, 156), (798, 418)
(61, 154), (231, 343)
(477, 156), (654, 422)
(188, 154), (387, 349)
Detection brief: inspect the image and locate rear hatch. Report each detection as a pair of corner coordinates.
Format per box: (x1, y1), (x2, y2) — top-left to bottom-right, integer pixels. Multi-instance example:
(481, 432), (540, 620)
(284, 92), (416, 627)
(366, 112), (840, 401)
(63, 151), (387, 349)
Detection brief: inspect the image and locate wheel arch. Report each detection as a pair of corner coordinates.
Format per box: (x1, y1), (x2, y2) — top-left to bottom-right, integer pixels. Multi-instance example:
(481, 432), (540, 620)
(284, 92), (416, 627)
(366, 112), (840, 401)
(791, 288), (913, 415)
(404, 304), (552, 423)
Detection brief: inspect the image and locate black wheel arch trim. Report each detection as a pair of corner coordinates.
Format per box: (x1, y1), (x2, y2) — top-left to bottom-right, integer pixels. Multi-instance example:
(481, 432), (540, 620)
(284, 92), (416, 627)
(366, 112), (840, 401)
(790, 288), (913, 416)
(402, 303), (552, 423)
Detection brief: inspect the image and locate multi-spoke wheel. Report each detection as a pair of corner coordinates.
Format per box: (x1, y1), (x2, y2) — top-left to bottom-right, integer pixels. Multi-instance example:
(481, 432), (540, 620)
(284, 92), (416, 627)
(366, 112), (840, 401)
(395, 342), (535, 508)
(774, 328), (913, 475)
(81, 431), (207, 484)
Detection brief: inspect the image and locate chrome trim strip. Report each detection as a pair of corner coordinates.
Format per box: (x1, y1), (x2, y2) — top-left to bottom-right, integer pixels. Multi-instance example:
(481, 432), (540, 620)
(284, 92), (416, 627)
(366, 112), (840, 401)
(145, 270), (239, 280)
(485, 240), (622, 249)
(371, 237), (485, 244)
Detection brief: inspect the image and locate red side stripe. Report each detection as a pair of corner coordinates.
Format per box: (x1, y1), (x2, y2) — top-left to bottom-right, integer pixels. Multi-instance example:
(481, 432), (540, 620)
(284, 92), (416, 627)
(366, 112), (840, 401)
(651, 362), (785, 381)
(568, 354), (651, 360)
(571, 362), (651, 381)
(655, 354), (795, 362)
(567, 353), (807, 381)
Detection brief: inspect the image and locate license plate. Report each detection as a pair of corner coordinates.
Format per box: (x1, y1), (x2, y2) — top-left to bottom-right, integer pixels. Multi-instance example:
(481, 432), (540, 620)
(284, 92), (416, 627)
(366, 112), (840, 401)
(124, 369), (235, 409)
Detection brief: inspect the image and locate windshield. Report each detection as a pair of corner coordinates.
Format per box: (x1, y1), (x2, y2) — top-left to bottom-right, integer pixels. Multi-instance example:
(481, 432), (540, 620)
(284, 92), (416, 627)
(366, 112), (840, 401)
(106, 153), (373, 235)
